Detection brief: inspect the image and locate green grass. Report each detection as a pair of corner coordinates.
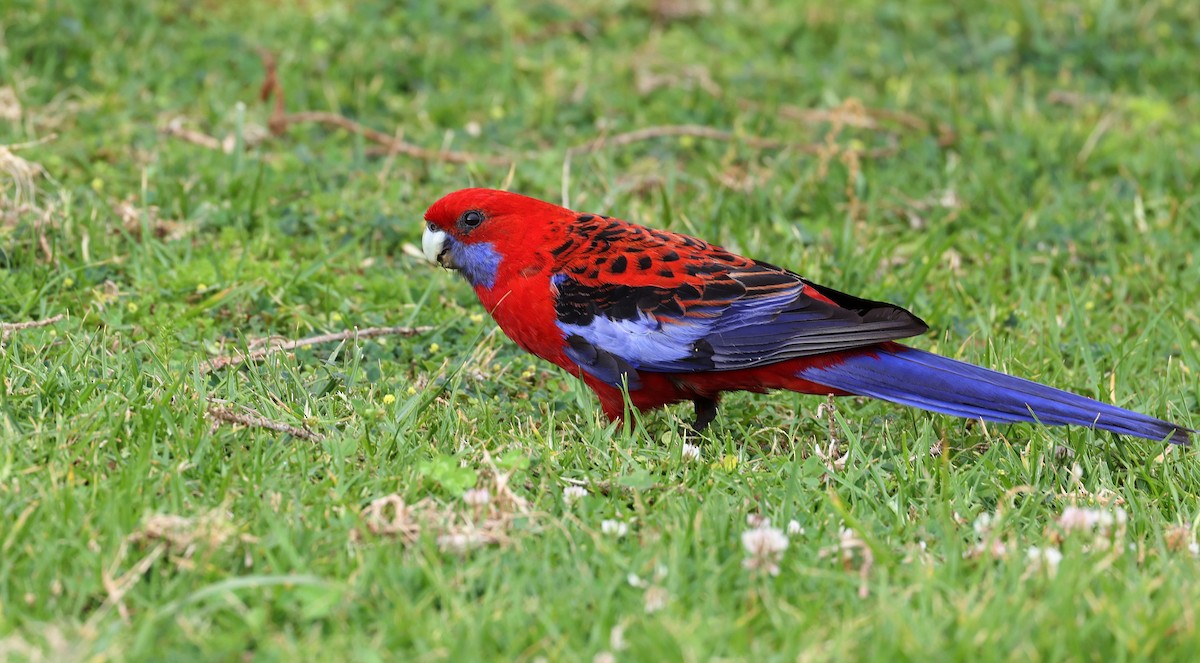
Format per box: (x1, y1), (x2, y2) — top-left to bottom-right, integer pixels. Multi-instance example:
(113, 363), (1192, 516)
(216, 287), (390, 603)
(2, 0), (1200, 660)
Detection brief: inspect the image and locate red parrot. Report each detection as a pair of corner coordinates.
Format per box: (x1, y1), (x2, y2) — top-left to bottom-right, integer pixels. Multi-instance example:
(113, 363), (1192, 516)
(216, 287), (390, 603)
(422, 188), (1192, 444)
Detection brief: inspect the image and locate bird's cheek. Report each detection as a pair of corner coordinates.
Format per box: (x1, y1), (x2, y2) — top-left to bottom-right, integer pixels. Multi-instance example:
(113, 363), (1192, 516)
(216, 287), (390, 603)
(422, 226), (455, 269)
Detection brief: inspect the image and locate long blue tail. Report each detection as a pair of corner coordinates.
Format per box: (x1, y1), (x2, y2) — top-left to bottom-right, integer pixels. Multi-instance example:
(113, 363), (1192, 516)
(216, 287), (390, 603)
(799, 345), (1191, 444)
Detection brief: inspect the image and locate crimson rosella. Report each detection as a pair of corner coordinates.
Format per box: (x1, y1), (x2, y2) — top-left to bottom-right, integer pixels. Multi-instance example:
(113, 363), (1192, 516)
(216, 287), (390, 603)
(422, 188), (1191, 443)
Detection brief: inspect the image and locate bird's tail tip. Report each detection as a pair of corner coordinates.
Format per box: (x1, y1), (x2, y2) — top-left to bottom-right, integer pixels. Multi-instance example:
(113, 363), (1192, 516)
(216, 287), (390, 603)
(1166, 426), (1193, 446)
(798, 345), (1193, 445)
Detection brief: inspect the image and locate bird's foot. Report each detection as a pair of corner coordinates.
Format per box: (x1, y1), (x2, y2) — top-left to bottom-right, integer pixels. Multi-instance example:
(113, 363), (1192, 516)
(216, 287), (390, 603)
(689, 397), (719, 434)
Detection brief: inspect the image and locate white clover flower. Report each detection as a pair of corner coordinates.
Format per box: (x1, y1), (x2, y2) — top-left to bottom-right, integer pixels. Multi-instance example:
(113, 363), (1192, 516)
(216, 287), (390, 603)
(644, 586), (669, 613)
(1058, 506), (1099, 531)
(609, 623), (626, 651)
(563, 485), (588, 505)
(1026, 546), (1063, 574)
(967, 539), (1009, 560)
(742, 525), (789, 576)
(972, 512), (994, 535)
(437, 531), (486, 553)
(680, 443), (701, 462)
(746, 513), (770, 528)
(601, 519), (629, 538)
(462, 488), (490, 507)
(1058, 506), (1127, 537)
(787, 519), (804, 536)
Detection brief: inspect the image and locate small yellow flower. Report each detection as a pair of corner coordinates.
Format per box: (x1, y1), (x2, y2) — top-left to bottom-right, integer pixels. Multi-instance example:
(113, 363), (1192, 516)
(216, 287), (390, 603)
(196, 283), (207, 293)
(91, 178), (104, 191)
(406, 386), (418, 396)
(469, 313), (484, 324)
(382, 394), (396, 405)
(718, 455), (739, 471)
(331, 311), (343, 322)
(429, 343), (440, 353)
(126, 302), (139, 313)
(63, 277), (75, 288)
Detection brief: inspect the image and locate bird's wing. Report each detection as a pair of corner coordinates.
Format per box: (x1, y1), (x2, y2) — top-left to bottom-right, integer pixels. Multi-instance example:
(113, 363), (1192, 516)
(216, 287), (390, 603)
(549, 215), (929, 388)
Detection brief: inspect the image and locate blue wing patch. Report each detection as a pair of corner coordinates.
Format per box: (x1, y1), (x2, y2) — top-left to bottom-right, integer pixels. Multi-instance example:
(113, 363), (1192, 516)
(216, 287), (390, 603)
(552, 266), (927, 387)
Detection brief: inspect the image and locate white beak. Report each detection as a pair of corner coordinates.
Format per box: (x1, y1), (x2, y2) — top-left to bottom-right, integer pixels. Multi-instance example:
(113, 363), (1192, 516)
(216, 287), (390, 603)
(422, 225), (451, 267)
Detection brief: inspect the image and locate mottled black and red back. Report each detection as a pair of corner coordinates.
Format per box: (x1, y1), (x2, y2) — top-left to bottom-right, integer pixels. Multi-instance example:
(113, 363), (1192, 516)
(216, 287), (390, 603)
(548, 212), (929, 385)
(548, 213), (749, 285)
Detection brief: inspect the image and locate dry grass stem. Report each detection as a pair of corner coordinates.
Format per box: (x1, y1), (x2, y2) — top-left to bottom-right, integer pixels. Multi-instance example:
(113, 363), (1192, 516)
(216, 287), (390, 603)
(200, 325), (433, 373)
(1, 313), (67, 343)
(818, 526), (875, 599)
(161, 118), (227, 152)
(167, 52), (906, 171)
(100, 510), (240, 623)
(206, 404), (324, 442)
(358, 450), (534, 552)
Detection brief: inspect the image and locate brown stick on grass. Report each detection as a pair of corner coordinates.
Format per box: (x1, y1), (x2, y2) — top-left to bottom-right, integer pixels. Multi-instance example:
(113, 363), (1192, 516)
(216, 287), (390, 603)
(258, 50), (504, 165)
(199, 325), (434, 373)
(0, 313), (67, 343)
(171, 49), (905, 167)
(207, 404), (324, 442)
(566, 124), (900, 161)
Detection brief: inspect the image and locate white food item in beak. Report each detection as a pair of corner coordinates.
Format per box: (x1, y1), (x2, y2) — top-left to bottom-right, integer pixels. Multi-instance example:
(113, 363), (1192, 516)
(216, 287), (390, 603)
(422, 225), (449, 266)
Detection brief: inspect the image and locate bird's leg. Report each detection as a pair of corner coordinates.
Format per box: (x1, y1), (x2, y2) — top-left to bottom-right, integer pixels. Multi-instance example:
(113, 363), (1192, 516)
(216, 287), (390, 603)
(690, 396), (719, 433)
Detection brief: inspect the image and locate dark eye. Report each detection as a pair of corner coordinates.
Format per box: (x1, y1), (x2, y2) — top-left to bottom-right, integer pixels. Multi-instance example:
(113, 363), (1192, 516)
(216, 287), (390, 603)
(461, 210), (484, 228)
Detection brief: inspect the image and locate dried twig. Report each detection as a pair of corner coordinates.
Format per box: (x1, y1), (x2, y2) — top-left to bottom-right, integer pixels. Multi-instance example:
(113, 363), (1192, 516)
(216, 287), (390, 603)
(167, 50), (908, 170)
(207, 404), (324, 441)
(36, 218), (54, 263)
(161, 118), (226, 152)
(200, 324), (433, 373)
(776, 103), (928, 132)
(292, 111), (504, 164)
(255, 50), (502, 165)
(570, 124), (860, 156)
(560, 124), (894, 207)
(0, 313), (66, 342)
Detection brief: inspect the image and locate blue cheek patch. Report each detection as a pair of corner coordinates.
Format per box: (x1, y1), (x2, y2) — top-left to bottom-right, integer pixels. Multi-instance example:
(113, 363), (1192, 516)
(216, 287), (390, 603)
(449, 240), (502, 289)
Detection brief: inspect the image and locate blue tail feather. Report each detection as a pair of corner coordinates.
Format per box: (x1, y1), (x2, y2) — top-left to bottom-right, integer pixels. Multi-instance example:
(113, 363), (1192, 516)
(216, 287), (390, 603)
(799, 346), (1192, 444)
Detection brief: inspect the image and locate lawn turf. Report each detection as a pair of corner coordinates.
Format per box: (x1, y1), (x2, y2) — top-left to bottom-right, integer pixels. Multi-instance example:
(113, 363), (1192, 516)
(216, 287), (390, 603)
(2, 0), (1200, 660)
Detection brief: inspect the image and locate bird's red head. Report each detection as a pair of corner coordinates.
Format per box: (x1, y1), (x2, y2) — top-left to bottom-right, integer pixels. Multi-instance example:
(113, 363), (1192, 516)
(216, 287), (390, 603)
(422, 188), (573, 288)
